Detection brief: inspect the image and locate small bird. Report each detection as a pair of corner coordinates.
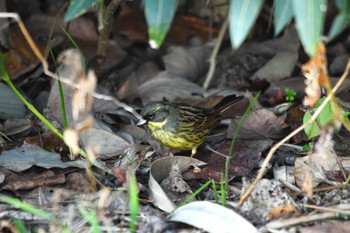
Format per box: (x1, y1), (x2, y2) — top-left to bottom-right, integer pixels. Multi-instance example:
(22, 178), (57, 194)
(137, 95), (243, 157)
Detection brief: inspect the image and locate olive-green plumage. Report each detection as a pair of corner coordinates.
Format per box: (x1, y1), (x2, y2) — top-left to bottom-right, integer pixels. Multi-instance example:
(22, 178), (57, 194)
(137, 95), (242, 157)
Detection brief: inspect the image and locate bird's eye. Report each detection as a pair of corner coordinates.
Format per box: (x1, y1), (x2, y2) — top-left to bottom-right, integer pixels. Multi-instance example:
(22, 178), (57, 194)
(147, 113), (154, 119)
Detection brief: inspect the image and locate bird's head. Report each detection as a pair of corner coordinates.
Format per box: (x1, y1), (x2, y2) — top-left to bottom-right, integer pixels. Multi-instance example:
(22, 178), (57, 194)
(137, 102), (170, 126)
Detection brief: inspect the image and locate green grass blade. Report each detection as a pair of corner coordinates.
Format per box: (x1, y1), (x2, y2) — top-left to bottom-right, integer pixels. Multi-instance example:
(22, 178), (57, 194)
(48, 44), (68, 130)
(78, 206), (102, 233)
(59, 26), (86, 73)
(0, 53), (64, 140)
(178, 179), (216, 208)
(0, 195), (54, 221)
(129, 174), (139, 233)
(13, 218), (29, 233)
(223, 92), (261, 205)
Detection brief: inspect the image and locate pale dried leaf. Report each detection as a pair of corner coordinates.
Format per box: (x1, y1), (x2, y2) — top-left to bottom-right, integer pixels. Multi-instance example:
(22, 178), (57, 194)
(149, 156), (205, 212)
(167, 201), (257, 233)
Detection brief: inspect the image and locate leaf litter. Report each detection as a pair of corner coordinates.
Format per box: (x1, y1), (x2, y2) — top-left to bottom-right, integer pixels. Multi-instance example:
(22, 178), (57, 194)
(1, 2), (350, 233)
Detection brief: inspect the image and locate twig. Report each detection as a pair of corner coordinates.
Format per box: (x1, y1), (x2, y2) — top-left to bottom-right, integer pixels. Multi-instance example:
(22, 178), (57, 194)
(237, 60), (350, 209)
(278, 179), (303, 193)
(203, 16), (229, 90)
(312, 183), (350, 193)
(263, 212), (337, 230)
(264, 203), (350, 231)
(303, 203), (350, 215)
(96, 0), (124, 57)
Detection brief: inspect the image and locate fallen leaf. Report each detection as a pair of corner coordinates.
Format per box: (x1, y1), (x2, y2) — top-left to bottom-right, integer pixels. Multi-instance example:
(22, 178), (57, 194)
(160, 161), (193, 205)
(267, 204), (296, 220)
(149, 156), (205, 212)
(25, 133), (69, 156)
(137, 71), (205, 104)
(228, 108), (290, 140)
(66, 172), (94, 193)
(163, 45), (210, 81)
(251, 44), (299, 82)
(0, 118), (32, 136)
(302, 43), (329, 107)
(295, 130), (345, 189)
(0, 145), (87, 172)
(167, 201), (257, 233)
(0, 83), (26, 120)
(79, 127), (131, 159)
(2, 170), (65, 191)
(191, 139), (271, 180)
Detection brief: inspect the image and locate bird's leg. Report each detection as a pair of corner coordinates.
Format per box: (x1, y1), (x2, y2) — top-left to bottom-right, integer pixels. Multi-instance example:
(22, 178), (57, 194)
(190, 147), (198, 157)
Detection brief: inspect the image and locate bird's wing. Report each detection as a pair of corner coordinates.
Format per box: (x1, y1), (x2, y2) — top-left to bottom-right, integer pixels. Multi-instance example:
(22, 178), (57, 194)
(177, 106), (218, 132)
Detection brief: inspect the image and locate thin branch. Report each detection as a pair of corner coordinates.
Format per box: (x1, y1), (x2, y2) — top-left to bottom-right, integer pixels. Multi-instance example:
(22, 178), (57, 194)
(203, 16), (229, 90)
(96, 0), (124, 57)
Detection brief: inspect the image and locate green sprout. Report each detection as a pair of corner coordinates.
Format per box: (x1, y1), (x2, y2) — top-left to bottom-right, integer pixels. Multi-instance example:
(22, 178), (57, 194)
(302, 142), (313, 152)
(285, 88), (297, 103)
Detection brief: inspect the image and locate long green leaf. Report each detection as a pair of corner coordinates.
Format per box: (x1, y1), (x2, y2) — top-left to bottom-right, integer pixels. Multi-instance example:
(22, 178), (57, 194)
(328, 0), (350, 41)
(274, 0), (293, 36)
(64, 0), (98, 22)
(144, 0), (177, 49)
(229, 0), (264, 48)
(292, 0), (326, 57)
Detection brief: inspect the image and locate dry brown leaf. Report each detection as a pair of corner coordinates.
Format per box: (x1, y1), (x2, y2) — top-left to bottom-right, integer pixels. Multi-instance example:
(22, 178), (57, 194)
(228, 108), (290, 140)
(302, 43), (330, 107)
(25, 133), (69, 156)
(4, 28), (57, 79)
(160, 161), (193, 205)
(267, 204), (296, 220)
(149, 156), (205, 212)
(191, 139), (271, 180)
(2, 170), (65, 191)
(303, 172), (314, 199)
(295, 130), (345, 189)
(66, 172), (93, 193)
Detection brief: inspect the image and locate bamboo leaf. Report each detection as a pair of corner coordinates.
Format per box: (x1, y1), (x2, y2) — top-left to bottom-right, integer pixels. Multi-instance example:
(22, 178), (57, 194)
(229, 0), (264, 48)
(292, 0), (326, 57)
(64, 0), (98, 22)
(328, 0), (350, 41)
(274, 0), (293, 36)
(144, 0), (177, 49)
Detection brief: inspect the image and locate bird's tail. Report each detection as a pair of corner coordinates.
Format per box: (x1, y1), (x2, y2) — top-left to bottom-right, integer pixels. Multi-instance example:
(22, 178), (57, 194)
(213, 95), (243, 114)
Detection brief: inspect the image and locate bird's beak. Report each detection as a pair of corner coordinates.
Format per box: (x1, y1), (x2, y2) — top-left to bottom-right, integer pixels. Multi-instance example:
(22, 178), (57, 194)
(137, 118), (147, 126)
